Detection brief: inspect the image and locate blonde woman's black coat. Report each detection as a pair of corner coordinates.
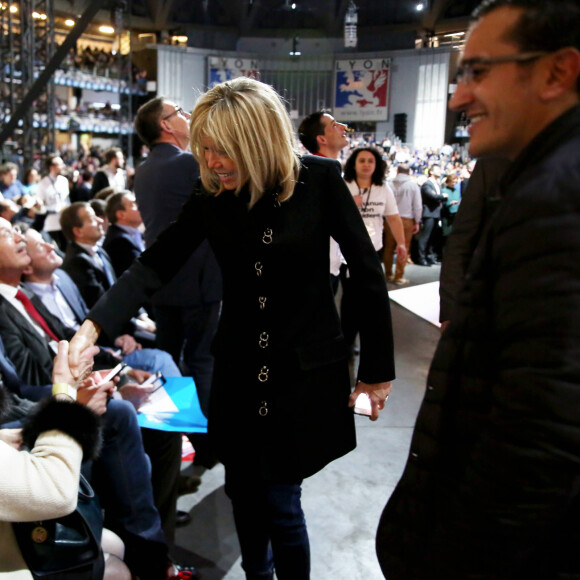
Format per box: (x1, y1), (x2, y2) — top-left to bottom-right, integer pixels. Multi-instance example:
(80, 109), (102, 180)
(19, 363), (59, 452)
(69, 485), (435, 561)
(88, 155), (395, 481)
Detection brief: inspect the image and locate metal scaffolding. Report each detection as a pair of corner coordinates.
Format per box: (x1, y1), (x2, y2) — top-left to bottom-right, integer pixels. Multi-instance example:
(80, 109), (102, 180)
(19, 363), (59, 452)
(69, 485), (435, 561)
(0, 0), (56, 168)
(0, 0), (106, 170)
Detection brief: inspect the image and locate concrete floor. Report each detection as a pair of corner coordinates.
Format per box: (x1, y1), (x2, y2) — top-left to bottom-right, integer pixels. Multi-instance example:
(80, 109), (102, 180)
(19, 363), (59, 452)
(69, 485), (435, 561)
(173, 263), (442, 579)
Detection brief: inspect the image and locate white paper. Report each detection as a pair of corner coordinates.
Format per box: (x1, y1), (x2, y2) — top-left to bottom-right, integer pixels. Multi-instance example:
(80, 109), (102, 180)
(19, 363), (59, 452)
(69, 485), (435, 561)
(138, 385), (179, 414)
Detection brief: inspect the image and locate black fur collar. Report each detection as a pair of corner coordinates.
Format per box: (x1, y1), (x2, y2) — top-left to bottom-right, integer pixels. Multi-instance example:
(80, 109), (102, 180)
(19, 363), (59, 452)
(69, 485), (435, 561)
(0, 384), (10, 424)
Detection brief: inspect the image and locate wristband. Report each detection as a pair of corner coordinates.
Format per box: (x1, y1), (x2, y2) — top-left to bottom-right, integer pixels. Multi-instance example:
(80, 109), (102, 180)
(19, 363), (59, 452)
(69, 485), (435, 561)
(52, 383), (77, 401)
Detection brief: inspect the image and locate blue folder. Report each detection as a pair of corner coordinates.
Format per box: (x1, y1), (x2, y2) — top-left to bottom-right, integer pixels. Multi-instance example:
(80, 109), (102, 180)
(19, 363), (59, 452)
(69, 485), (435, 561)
(136, 376), (208, 433)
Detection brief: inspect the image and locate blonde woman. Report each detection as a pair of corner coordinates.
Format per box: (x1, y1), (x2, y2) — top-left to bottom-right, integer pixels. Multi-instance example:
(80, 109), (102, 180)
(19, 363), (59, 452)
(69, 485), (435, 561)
(69, 77), (395, 580)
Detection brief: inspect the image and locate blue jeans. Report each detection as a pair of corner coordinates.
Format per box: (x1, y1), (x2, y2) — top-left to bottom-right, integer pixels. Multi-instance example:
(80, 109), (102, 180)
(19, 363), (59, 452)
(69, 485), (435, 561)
(225, 467), (310, 580)
(91, 398), (169, 579)
(123, 347), (182, 377)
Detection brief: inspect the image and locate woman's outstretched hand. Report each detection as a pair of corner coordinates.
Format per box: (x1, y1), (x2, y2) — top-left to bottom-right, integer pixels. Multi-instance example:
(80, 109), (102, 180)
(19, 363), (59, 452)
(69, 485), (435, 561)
(68, 320), (102, 382)
(53, 339), (100, 386)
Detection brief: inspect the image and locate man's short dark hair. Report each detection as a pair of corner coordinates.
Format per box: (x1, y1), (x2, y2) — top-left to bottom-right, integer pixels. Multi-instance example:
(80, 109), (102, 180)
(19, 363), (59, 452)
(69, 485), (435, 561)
(397, 163), (411, 175)
(60, 202), (89, 242)
(93, 186), (116, 201)
(45, 155), (61, 173)
(90, 199), (106, 220)
(135, 97), (165, 146)
(104, 147), (122, 164)
(106, 191), (131, 224)
(428, 164), (441, 176)
(298, 111), (327, 154)
(473, 0), (580, 91)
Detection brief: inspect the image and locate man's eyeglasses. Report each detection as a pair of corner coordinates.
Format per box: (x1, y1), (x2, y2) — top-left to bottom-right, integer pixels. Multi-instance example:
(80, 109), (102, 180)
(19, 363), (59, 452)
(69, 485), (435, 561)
(456, 51), (550, 85)
(0, 225), (23, 240)
(162, 105), (190, 120)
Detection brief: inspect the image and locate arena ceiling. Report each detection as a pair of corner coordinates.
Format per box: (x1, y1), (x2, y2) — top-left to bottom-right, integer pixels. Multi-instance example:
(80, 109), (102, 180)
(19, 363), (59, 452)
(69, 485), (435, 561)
(118, 0), (480, 42)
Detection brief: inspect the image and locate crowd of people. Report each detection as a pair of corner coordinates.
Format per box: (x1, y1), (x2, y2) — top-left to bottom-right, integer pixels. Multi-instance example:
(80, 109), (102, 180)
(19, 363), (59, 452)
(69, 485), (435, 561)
(1, 0), (580, 579)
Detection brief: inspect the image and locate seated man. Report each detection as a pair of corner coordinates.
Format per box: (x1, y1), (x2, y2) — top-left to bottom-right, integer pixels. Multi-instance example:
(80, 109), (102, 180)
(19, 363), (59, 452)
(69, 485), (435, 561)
(0, 199), (34, 226)
(22, 226), (181, 383)
(103, 190), (145, 277)
(60, 201), (157, 339)
(0, 162), (26, 201)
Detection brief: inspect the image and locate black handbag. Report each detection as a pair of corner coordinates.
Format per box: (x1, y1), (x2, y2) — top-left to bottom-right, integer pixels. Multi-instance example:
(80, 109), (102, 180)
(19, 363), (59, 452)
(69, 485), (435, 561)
(12, 473), (105, 580)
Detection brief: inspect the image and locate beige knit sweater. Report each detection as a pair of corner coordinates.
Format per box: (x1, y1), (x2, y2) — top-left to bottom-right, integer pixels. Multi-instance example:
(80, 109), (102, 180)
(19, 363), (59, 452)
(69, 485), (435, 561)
(0, 429), (82, 579)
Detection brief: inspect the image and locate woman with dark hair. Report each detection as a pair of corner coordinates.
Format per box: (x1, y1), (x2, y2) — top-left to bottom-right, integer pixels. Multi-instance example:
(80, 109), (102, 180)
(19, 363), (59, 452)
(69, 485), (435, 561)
(343, 147), (406, 266)
(341, 147), (407, 353)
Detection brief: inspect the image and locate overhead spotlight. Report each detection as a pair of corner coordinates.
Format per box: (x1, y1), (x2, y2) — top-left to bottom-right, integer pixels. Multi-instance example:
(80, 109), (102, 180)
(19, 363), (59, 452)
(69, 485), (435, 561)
(99, 25), (115, 34)
(65, 19), (75, 26)
(416, 3), (425, 11)
(10, 5), (17, 12)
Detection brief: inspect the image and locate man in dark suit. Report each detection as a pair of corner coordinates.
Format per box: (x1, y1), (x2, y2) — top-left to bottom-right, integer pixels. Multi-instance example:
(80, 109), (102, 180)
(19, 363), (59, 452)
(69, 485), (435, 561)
(60, 201), (158, 345)
(22, 226), (181, 381)
(416, 163), (447, 266)
(134, 97), (222, 465)
(0, 218), (178, 579)
(103, 191), (145, 277)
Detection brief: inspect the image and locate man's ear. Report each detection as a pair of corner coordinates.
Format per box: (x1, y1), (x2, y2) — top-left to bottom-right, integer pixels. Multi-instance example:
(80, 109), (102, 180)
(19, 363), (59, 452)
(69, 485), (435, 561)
(316, 133), (326, 148)
(540, 47), (580, 101)
(22, 264), (33, 276)
(160, 119), (172, 135)
(72, 226), (82, 241)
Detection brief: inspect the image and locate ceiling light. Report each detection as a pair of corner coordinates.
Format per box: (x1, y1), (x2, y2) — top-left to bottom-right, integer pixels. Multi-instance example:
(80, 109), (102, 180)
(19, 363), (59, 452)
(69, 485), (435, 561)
(65, 19), (75, 26)
(99, 25), (115, 34)
(9, 5), (17, 12)
(416, 3), (425, 11)
(291, 3), (296, 9)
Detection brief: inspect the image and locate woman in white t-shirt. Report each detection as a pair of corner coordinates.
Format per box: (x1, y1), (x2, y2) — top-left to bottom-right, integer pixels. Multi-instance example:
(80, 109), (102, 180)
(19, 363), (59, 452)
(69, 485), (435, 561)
(341, 147), (407, 353)
(343, 147), (406, 258)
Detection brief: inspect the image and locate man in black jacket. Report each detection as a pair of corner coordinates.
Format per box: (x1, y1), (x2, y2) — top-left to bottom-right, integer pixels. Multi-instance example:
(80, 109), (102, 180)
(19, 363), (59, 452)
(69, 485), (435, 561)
(133, 97), (222, 468)
(416, 163), (447, 265)
(377, 1), (580, 578)
(103, 191), (145, 277)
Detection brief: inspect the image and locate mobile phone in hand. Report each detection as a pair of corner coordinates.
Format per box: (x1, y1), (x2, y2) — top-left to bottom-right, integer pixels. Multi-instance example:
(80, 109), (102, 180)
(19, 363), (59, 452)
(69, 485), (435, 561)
(142, 371), (166, 392)
(354, 393), (372, 416)
(143, 372), (166, 393)
(98, 362), (127, 386)
(141, 371), (162, 386)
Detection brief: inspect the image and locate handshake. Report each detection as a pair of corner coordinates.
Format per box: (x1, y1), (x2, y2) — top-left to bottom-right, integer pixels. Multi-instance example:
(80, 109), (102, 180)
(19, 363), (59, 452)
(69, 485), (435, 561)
(53, 339), (161, 416)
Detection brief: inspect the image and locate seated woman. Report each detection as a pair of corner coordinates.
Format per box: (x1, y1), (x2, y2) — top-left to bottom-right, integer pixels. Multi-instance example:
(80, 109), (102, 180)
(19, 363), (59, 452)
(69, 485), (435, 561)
(0, 341), (130, 580)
